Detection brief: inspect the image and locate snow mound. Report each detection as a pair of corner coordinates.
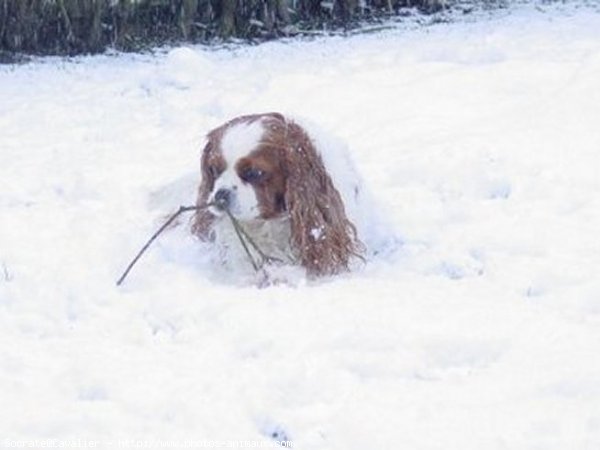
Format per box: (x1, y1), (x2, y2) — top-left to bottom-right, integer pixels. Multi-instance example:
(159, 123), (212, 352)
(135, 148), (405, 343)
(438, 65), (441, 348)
(1, 3), (600, 449)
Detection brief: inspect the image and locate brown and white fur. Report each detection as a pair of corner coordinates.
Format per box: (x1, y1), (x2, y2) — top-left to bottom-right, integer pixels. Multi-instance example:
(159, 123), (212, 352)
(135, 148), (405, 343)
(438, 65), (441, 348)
(192, 112), (378, 279)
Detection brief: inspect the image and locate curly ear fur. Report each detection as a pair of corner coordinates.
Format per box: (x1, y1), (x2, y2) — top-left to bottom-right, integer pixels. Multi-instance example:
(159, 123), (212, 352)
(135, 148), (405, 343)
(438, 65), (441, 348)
(191, 140), (217, 240)
(283, 121), (364, 276)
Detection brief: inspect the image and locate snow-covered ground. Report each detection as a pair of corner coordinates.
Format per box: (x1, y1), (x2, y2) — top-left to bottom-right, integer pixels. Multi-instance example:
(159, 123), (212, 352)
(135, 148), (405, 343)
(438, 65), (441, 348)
(2, 3), (600, 449)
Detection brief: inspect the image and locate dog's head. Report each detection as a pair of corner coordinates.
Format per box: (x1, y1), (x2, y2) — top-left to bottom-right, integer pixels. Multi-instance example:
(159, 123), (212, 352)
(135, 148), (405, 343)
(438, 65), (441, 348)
(192, 112), (364, 276)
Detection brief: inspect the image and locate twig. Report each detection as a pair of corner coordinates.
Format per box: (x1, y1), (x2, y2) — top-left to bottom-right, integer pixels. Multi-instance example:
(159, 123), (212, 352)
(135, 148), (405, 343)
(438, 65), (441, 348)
(224, 209), (285, 268)
(116, 201), (284, 287)
(226, 209), (260, 272)
(116, 204), (210, 286)
(57, 0), (76, 45)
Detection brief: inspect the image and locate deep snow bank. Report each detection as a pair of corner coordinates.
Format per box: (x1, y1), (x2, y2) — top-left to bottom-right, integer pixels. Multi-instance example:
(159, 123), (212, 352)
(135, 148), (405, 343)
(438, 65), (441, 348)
(1, 3), (600, 449)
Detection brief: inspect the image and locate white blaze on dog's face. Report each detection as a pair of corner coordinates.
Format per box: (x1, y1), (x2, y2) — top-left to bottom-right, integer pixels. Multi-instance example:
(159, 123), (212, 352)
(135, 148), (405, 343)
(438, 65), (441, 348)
(209, 119), (265, 220)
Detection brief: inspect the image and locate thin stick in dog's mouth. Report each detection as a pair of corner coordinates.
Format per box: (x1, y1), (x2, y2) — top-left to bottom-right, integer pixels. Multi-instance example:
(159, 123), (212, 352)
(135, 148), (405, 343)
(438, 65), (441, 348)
(116, 202), (282, 286)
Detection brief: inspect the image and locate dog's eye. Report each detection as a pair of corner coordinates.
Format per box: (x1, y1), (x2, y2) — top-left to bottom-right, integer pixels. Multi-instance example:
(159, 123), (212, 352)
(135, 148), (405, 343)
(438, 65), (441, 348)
(240, 167), (264, 183)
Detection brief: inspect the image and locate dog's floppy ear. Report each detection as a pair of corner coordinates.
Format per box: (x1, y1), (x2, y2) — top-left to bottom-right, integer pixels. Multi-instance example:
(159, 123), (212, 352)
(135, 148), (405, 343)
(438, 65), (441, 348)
(282, 121), (364, 276)
(191, 140), (217, 240)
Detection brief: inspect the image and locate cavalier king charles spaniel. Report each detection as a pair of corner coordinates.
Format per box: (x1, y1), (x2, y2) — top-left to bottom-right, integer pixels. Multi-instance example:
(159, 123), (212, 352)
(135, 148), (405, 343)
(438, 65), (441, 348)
(191, 112), (386, 279)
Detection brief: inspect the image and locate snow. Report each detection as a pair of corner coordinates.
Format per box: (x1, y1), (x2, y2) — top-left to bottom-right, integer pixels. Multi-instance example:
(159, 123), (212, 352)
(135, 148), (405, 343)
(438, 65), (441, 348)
(1, 3), (600, 449)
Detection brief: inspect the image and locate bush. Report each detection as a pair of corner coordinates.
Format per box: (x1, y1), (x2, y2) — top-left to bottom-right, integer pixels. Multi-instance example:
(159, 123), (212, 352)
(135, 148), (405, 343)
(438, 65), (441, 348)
(0, 0), (450, 56)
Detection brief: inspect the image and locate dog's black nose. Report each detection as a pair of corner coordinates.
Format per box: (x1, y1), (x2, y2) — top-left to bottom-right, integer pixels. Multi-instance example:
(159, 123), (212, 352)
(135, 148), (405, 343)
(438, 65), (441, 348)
(213, 188), (232, 210)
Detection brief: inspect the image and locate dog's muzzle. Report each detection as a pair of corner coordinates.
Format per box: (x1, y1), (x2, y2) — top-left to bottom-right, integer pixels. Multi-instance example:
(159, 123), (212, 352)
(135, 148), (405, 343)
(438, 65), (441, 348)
(213, 188), (232, 211)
